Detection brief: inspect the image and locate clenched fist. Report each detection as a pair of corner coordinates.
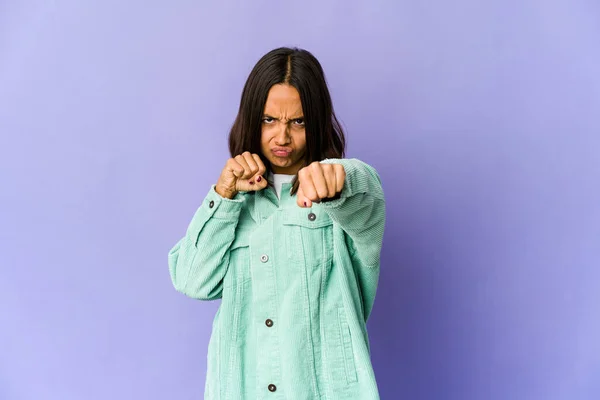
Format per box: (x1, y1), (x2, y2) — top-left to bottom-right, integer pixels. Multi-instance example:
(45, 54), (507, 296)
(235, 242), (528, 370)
(297, 162), (345, 208)
(216, 152), (268, 199)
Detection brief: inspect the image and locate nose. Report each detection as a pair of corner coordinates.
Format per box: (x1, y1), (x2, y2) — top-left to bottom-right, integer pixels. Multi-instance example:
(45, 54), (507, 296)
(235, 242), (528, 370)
(274, 122), (291, 145)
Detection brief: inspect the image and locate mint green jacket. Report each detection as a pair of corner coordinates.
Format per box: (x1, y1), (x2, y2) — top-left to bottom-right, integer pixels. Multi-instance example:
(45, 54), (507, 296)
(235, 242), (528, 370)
(169, 158), (386, 399)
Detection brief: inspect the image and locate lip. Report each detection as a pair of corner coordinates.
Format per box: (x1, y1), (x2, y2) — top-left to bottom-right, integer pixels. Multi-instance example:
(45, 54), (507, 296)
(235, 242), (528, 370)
(271, 148), (292, 157)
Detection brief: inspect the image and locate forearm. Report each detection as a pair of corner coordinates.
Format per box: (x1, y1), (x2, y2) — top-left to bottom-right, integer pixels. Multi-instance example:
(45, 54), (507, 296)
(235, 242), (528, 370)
(318, 158), (386, 268)
(168, 185), (245, 300)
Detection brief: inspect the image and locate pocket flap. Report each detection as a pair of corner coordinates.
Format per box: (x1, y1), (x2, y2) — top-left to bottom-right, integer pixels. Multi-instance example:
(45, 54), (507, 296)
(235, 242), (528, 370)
(282, 208), (333, 229)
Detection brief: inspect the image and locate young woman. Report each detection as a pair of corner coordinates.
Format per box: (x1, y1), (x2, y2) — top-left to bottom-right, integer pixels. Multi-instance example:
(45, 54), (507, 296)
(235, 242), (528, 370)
(169, 47), (386, 399)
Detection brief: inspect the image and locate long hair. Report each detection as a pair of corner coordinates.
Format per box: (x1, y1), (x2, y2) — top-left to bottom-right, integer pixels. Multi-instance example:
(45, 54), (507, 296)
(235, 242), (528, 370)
(228, 47), (346, 194)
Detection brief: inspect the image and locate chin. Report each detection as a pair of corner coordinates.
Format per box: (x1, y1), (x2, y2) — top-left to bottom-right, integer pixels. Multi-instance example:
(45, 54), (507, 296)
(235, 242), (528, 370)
(270, 157), (290, 166)
(270, 160), (297, 174)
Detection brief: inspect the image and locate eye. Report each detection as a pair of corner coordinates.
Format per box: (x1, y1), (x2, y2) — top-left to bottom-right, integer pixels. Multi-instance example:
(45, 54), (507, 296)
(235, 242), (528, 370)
(292, 118), (305, 126)
(262, 117), (275, 124)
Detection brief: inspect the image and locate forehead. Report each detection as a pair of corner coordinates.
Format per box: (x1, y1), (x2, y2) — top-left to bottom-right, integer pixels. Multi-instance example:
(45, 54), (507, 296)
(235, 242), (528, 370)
(264, 84), (303, 115)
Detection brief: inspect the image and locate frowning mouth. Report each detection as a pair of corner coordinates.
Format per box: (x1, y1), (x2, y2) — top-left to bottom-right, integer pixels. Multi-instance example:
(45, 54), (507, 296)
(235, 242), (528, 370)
(272, 148), (292, 157)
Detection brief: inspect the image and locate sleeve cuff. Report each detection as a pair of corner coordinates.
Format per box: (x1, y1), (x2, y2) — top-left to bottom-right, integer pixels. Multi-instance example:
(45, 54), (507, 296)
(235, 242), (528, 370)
(318, 158), (383, 208)
(186, 185), (245, 240)
(202, 184), (245, 219)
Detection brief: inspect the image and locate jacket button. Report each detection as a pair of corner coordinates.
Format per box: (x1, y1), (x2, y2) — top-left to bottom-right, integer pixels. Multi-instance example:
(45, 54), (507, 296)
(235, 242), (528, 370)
(268, 384), (277, 392)
(209, 200), (215, 208)
(260, 254), (269, 263)
(265, 319), (273, 327)
(308, 212), (316, 221)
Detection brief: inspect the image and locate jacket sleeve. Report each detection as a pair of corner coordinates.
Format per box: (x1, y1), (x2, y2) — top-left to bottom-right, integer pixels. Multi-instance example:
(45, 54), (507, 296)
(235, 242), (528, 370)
(168, 185), (245, 300)
(318, 158), (386, 269)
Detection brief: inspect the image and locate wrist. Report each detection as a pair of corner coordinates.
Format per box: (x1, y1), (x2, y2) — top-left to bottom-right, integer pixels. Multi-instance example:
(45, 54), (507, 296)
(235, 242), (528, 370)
(215, 184), (237, 199)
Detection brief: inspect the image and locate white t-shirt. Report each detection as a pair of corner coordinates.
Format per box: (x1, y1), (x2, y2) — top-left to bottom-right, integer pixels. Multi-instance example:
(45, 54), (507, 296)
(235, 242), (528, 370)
(269, 172), (295, 199)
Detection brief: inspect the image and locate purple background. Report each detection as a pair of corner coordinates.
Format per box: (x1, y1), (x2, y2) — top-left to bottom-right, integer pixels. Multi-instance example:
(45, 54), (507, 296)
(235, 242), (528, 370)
(1, 1), (599, 399)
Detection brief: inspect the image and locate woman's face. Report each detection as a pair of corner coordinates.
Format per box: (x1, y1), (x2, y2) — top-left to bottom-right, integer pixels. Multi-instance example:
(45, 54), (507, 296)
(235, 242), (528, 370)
(260, 84), (306, 175)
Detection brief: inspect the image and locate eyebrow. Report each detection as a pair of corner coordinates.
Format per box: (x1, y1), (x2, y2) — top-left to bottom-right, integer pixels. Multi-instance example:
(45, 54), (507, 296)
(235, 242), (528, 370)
(263, 114), (304, 121)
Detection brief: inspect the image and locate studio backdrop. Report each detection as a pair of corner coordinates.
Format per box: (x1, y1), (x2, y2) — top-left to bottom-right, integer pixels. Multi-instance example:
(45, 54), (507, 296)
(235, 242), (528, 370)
(1, 1), (599, 399)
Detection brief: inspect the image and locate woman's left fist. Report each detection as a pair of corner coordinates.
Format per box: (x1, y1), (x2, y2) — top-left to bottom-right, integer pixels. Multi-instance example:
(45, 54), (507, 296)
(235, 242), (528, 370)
(297, 162), (345, 208)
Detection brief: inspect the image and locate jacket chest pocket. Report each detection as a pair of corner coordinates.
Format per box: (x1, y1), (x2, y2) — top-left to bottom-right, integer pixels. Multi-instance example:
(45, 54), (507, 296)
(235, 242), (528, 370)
(282, 209), (334, 268)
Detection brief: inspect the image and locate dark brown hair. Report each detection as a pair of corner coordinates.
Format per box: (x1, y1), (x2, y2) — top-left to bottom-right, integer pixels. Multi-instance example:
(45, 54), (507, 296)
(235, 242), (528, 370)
(228, 47), (346, 194)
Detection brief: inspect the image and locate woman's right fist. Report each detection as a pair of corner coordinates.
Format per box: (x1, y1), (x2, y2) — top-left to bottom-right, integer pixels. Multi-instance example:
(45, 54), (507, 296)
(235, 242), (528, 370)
(215, 152), (268, 198)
